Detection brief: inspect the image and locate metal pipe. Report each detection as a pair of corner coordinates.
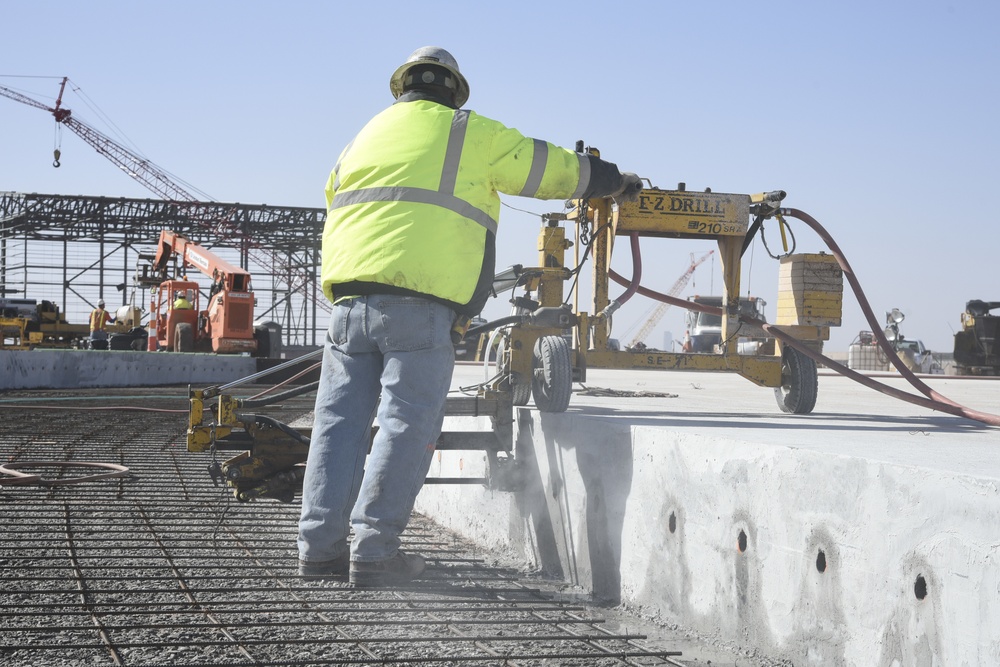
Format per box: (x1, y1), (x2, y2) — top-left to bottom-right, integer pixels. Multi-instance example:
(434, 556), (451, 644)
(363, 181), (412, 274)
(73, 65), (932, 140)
(216, 348), (322, 392)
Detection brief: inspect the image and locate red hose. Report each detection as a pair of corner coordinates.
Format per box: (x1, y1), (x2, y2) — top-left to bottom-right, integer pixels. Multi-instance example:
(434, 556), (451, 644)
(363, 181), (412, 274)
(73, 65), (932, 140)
(601, 233), (643, 317)
(616, 233), (643, 307)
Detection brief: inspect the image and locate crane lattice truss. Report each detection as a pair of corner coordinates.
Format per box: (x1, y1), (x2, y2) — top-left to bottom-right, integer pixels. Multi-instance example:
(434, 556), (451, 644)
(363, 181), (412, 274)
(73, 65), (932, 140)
(627, 250), (714, 348)
(0, 191), (327, 349)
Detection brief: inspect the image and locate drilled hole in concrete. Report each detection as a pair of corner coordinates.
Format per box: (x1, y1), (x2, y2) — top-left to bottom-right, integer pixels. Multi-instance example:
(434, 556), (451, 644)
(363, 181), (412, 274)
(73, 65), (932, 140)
(816, 550), (827, 573)
(737, 529), (747, 553)
(668, 511), (676, 534)
(914, 574), (928, 600)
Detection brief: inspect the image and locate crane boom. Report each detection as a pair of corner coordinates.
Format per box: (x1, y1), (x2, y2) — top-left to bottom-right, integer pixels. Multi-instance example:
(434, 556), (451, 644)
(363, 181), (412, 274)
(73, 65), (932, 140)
(628, 250), (713, 348)
(0, 77), (199, 200)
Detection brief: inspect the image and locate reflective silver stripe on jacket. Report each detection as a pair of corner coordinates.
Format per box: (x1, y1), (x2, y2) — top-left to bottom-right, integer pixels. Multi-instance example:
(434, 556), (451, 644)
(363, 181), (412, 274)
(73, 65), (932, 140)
(330, 187), (498, 235)
(518, 139), (547, 197)
(329, 109), (498, 235)
(439, 110), (469, 194)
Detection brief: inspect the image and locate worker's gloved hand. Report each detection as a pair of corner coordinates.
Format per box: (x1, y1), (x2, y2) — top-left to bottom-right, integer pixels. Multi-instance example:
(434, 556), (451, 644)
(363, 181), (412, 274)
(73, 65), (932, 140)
(612, 172), (643, 203)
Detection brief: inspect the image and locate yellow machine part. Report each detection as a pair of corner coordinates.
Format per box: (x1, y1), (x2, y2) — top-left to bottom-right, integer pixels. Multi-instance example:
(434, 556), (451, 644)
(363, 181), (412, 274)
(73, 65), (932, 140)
(615, 189), (750, 239)
(775, 254), (844, 328)
(0, 317), (30, 349)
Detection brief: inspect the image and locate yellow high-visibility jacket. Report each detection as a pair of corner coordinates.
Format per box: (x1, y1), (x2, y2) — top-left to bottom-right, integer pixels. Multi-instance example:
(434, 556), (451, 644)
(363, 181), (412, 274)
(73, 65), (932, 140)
(321, 97), (619, 316)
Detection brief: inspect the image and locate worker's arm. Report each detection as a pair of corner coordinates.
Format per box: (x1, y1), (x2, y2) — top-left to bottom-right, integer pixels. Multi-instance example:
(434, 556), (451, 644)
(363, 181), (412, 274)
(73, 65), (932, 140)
(484, 120), (626, 201)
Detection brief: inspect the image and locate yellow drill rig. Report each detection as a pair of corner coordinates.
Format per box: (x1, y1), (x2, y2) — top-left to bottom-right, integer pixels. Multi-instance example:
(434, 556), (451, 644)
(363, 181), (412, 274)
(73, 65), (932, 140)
(184, 162), (843, 501)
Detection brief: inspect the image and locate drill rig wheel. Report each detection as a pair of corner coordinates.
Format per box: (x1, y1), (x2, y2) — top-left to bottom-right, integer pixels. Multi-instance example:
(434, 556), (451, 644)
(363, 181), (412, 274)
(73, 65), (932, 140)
(497, 337), (531, 406)
(532, 335), (572, 413)
(774, 346), (818, 414)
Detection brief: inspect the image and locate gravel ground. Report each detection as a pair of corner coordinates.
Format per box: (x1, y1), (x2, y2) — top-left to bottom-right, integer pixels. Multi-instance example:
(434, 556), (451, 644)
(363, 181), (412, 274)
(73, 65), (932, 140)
(0, 386), (786, 667)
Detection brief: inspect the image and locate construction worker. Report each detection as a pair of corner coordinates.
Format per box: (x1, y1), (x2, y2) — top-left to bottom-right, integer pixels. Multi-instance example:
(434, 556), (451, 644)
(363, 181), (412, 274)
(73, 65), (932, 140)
(682, 330), (693, 353)
(88, 299), (115, 347)
(297, 46), (641, 587)
(173, 292), (193, 310)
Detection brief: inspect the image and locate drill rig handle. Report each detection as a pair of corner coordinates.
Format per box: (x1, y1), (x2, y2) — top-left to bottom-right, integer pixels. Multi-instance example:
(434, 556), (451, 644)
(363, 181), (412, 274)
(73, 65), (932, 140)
(751, 190), (787, 204)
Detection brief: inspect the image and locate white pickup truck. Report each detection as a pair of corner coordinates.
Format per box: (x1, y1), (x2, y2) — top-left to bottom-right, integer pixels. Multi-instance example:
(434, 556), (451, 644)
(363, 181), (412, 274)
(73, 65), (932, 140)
(895, 338), (942, 374)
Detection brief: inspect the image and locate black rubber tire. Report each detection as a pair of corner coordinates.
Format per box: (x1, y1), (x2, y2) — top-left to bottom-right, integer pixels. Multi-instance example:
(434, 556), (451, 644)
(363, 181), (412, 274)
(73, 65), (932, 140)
(532, 335), (573, 413)
(108, 334), (132, 351)
(252, 321), (282, 358)
(130, 329), (149, 352)
(253, 326), (272, 358)
(774, 346), (818, 414)
(497, 337), (531, 406)
(174, 322), (194, 353)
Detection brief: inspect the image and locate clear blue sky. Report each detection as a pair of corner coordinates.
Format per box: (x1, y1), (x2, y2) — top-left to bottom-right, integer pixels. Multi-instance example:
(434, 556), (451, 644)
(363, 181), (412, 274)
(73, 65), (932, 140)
(2, 0), (998, 354)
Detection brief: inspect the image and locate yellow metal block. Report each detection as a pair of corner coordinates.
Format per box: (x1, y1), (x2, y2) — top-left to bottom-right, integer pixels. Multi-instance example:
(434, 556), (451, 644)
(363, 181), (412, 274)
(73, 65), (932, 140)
(776, 309), (842, 327)
(780, 253), (839, 268)
(778, 291), (844, 308)
(776, 253), (844, 326)
(779, 254), (842, 283)
(616, 189), (750, 238)
(778, 273), (843, 291)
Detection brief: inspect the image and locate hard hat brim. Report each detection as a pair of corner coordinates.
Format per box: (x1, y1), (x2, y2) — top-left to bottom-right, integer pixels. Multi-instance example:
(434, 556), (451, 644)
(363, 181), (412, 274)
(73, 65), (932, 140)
(390, 60), (470, 107)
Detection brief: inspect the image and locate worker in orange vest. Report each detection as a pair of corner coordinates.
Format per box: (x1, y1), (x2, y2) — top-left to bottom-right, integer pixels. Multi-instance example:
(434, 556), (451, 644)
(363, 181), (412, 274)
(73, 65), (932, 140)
(89, 299), (115, 346)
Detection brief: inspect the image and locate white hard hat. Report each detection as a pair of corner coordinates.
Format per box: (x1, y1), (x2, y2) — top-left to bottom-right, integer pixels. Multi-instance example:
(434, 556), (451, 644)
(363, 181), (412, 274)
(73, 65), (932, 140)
(390, 46), (470, 107)
(98, 299), (105, 307)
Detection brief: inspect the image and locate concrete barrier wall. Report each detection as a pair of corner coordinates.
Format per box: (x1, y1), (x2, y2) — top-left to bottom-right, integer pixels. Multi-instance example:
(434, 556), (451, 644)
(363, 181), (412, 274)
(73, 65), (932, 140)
(0, 349), (257, 389)
(416, 406), (1000, 666)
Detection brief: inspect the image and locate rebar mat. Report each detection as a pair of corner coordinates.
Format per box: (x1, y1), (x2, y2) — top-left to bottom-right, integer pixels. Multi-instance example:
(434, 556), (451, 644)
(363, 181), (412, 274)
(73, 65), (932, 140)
(0, 389), (686, 666)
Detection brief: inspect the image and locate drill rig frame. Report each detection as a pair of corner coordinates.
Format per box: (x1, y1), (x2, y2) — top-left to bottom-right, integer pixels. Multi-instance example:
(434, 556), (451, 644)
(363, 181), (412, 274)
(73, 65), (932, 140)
(489, 182), (840, 416)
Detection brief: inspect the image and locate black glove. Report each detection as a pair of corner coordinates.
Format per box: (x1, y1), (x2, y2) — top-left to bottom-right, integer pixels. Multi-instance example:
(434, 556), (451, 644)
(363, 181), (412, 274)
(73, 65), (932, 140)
(612, 172), (642, 203)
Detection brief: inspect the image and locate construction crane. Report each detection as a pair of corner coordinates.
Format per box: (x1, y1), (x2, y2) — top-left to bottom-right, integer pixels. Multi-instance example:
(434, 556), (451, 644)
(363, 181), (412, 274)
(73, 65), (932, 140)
(0, 77), (201, 200)
(0, 77), (329, 325)
(626, 250), (714, 349)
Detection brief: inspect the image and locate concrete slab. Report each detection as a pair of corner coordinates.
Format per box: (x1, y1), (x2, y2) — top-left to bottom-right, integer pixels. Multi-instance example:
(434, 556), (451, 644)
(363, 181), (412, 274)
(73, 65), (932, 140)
(0, 349), (257, 389)
(416, 365), (1000, 666)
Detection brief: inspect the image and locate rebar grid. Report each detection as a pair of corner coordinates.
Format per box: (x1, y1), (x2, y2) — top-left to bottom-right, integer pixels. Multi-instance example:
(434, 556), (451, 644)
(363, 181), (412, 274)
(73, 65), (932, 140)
(1, 388), (684, 666)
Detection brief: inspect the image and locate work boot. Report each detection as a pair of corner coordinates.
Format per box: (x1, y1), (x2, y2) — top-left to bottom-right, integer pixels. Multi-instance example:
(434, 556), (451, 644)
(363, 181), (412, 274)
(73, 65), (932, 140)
(298, 553), (350, 580)
(349, 550), (426, 587)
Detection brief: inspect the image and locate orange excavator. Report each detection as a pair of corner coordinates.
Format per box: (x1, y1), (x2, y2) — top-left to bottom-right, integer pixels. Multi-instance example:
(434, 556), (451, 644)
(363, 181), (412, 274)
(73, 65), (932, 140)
(142, 229), (258, 354)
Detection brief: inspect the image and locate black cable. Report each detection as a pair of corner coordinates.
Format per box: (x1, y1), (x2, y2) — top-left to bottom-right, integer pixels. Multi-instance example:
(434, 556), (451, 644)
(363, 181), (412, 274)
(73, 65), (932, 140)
(465, 315), (525, 338)
(234, 413), (312, 446)
(237, 381), (319, 408)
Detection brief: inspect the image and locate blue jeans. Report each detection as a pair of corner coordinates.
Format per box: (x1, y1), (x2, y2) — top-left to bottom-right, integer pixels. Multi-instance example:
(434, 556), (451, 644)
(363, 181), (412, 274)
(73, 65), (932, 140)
(297, 294), (456, 563)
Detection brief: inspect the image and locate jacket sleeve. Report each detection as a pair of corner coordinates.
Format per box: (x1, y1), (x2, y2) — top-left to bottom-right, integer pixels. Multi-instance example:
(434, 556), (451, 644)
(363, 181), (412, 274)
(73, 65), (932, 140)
(483, 117), (625, 201)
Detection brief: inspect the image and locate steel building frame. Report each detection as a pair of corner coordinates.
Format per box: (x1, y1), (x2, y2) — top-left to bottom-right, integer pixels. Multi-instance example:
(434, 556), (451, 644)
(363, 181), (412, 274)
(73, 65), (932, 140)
(0, 192), (327, 349)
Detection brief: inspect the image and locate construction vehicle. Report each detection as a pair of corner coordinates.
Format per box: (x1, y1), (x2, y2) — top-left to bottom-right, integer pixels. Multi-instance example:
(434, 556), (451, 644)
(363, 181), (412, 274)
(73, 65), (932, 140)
(685, 294), (768, 353)
(137, 229), (264, 355)
(953, 300), (1000, 375)
(0, 298), (145, 350)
